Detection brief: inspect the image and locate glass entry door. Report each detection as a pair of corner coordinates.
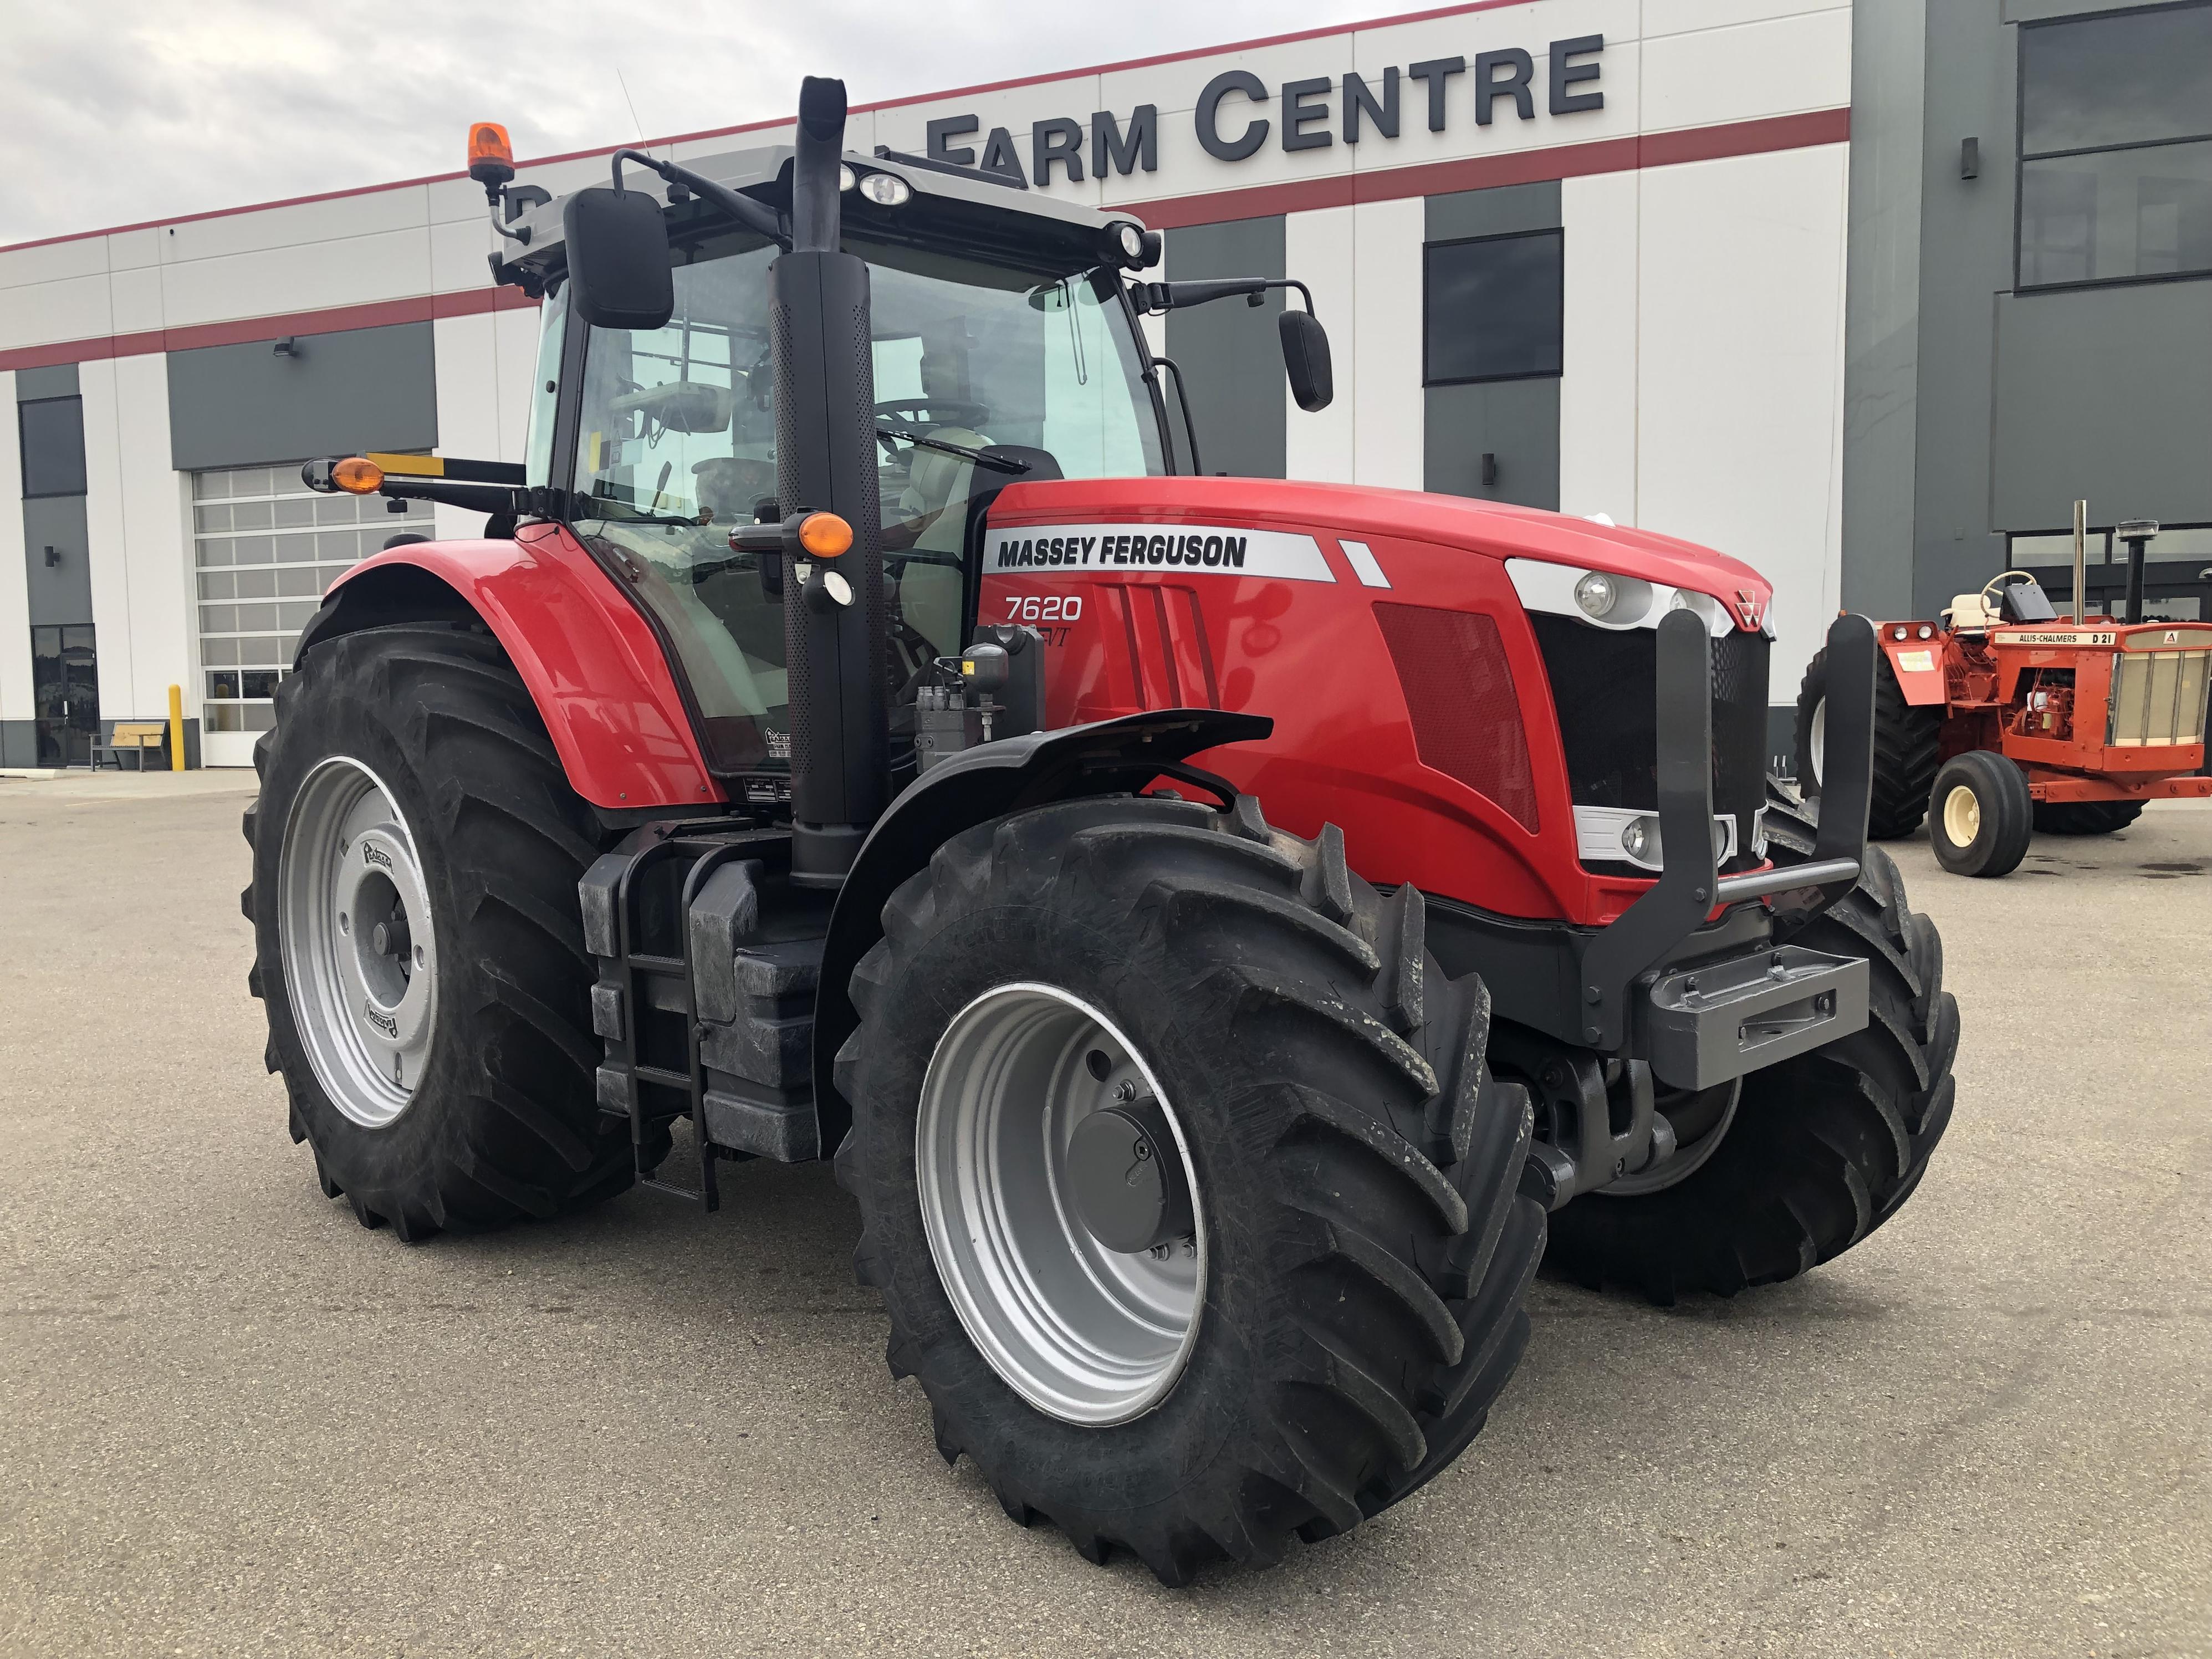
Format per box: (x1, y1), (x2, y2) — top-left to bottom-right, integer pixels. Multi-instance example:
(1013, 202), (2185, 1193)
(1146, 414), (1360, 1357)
(30, 625), (98, 767)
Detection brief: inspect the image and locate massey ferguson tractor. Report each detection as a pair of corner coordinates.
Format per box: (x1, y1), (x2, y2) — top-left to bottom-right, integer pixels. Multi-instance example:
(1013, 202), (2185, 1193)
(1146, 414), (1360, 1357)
(243, 80), (1959, 1581)
(1794, 565), (2211, 877)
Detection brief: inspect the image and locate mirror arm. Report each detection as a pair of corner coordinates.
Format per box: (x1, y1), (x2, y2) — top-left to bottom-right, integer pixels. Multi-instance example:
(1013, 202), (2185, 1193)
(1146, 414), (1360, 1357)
(1134, 277), (1318, 319)
(611, 147), (789, 249)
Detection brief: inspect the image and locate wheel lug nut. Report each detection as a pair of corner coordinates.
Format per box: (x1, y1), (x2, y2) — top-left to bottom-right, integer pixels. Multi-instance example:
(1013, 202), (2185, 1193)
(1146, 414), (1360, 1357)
(1113, 1079), (1138, 1104)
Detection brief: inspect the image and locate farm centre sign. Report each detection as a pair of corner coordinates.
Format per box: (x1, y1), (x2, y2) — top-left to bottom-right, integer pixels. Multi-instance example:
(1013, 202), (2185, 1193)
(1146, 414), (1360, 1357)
(922, 34), (1607, 188)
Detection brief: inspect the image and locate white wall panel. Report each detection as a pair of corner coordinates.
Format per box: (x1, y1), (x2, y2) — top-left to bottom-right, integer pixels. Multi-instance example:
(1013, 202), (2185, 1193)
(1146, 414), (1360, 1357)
(1559, 169), (1640, 523)
(110, 353), (193, 718)
(0, 236), (110, 290)
(159, 229), (435, 329)
(431, 216), (494, 295)
(1351, 195), (1424, 491)
(75, 358), (138, 717)
(1642, 0), (1843, 37)
(433, 313), (501, 542)
(0, 377), (32, 725)
(108, 228), (163, 272)
(1640, 9), (1853, 132)
(1284, 205), (1356, 484)
(1635, 144), (1850, 693)
(161, 185), (430, 266)
(0, 275), (111, 350)
(109, 264), (165, 335)
(492, 304), (543, 462)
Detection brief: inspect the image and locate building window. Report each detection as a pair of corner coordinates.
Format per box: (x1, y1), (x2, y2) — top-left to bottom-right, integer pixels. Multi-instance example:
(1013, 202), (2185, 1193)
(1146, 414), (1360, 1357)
(18, 396), (88, 498)
(191, 463), (431, 733)
(1423, 229), (1564, 385)
(2018, 1), (2212, 289)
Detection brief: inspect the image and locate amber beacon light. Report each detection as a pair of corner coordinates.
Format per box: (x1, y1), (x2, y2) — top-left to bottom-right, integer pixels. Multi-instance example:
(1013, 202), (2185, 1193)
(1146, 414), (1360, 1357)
(467, 122), (515, 187)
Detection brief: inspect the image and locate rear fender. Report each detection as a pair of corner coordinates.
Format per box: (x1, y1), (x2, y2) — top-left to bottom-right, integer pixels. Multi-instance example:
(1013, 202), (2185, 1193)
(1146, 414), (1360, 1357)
(810, 709), (1270, 1151)
(299, 522), (718, 810)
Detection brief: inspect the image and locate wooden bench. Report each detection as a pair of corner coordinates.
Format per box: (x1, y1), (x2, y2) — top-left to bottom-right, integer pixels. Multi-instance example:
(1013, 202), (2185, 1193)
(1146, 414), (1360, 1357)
(94, 723), (170, 770)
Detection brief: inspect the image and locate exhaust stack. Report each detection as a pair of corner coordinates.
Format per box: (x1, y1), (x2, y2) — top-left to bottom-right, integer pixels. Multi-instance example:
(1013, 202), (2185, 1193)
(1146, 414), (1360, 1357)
(773, 76), (886, 887)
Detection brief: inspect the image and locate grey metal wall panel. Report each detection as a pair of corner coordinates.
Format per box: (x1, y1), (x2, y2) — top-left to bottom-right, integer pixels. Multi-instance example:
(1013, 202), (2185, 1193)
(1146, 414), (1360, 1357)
(1424, 180), (1561, 242)
(1164, 217), (1286, 478)
(1839, 0), (1928, 617)
(1993, 283), (2212, 529)
(22, 495), (93, 626)
(14, 363), (79, 400)
(1421, 183), (1562, 509)
(0, 720), (36, 769)
(1424, 378), (1560, 508)
(165, 321), (438, 472)
(1908, 0), (2018, 617)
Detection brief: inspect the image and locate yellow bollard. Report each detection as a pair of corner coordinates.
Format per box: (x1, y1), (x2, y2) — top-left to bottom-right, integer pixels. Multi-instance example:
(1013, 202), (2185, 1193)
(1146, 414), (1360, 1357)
(168, 683), (186, 772)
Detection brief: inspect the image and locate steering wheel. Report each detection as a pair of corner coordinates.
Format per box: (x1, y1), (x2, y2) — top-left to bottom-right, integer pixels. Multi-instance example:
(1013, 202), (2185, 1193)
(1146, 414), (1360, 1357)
(875, 398), (990, 429)
(1981, 570), (2045, 605)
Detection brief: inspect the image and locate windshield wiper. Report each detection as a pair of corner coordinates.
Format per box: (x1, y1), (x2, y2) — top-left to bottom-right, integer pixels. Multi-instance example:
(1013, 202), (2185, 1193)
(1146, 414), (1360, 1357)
(875, 423), (1030, 475)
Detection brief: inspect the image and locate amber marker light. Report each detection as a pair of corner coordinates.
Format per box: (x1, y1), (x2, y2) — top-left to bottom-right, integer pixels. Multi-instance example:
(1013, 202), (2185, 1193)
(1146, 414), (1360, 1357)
(331, 456), (385, 495)
(798, 511), (853, 557)
(467, 121), (515, 182)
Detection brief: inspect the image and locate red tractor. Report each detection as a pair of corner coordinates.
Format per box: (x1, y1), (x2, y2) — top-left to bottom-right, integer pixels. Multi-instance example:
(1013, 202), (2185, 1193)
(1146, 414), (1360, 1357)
(244, 81), (1958, 1581)
(1794, 566), (2211, 876)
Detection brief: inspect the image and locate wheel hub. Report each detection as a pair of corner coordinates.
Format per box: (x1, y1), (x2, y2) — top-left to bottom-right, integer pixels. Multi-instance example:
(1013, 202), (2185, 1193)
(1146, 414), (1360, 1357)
(279, 757), (439, 1128)
(1943, 783), (1981, 846)
(915, 983), (1204, 1426)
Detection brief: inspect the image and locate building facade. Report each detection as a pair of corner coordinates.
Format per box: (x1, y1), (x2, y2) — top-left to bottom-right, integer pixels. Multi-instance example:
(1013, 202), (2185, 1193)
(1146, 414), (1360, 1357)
(3, 0), (2208, 769)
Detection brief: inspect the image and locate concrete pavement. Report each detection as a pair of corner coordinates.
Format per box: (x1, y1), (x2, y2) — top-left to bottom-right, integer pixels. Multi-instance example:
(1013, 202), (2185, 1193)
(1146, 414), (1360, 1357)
(2, 772), (2206, 1657)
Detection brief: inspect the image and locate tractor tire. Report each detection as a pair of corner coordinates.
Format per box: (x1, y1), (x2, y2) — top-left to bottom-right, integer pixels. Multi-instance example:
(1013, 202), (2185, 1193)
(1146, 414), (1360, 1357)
(1542, 784), (1960, 1303)
(2032, 799), (2144, 835)
(1928, 749), (2035, 877)
(244, 625), (635, 1240)
(1795, 645), (1940, 840)
(834, 794), (1542, 1582)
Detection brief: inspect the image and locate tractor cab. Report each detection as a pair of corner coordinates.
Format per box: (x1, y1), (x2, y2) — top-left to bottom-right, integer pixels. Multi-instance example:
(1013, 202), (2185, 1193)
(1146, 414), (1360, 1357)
(494, 144), (1176, 784)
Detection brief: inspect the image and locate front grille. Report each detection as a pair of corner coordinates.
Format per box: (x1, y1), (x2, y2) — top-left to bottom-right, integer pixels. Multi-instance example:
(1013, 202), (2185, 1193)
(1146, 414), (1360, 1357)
(2107, 651), (2210, 747)
(1529, 613), (1769, 872)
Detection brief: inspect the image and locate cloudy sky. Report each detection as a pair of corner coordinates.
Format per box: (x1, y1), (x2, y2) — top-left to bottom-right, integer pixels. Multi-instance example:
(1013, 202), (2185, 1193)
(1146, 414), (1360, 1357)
(0, 0), (1373, 246)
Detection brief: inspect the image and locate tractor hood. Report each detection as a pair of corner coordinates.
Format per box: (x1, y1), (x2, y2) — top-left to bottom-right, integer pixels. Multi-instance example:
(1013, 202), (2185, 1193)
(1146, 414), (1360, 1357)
(982, 475), (1775, 632)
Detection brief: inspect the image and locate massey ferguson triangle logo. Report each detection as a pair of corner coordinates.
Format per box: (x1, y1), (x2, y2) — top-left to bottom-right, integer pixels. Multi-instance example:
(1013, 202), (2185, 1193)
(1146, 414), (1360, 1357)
(1733, 589), (1764, 630)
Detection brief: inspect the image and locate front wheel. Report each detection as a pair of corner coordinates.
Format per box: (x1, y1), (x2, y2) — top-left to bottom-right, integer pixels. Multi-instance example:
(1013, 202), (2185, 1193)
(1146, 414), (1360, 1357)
(245, 625), (634, 1239)
(835, 795), (1542, 1581)
(1543, 785), (1961, 1303)
(1929, 749), (2034, 877)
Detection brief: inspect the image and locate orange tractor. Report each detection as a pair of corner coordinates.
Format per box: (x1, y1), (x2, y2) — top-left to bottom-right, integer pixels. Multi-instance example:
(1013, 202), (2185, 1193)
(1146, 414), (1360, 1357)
(1796, 542), (2211, 876)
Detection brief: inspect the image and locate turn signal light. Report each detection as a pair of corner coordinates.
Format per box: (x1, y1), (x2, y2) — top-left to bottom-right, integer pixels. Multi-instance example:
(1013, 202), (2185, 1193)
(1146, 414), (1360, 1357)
(331, 456), (385, 495)
(798, 511), (853, 557)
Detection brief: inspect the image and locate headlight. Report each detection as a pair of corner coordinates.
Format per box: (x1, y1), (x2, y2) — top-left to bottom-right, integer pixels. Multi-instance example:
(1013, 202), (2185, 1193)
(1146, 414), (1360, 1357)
(1102, 220), (1156, 270)
(838, 164), (855, 193)
(1574, 571), (1617, 619)
(1621, 816), (1655, 862)
(1670, 589), (1724, 630)
(857, 170), (911, 206)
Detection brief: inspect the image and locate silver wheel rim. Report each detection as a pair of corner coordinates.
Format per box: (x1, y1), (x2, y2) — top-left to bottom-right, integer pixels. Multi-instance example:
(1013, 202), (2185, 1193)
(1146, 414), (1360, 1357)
(915, 983), (1205, 1426)
(1807, 697), (1826, 786)
(278, 756), (438, 1129)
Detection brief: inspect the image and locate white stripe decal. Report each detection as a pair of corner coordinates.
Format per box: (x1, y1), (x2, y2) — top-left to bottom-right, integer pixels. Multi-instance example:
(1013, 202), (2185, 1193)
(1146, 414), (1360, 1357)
(985, 524), (1336, 583)
(1339, 539), (1389, 589)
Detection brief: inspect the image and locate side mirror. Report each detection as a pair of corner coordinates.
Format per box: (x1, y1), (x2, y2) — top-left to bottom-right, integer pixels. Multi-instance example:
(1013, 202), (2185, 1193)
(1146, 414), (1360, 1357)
(1280, 309), (1333, 412)
(563, 186), (673, 331)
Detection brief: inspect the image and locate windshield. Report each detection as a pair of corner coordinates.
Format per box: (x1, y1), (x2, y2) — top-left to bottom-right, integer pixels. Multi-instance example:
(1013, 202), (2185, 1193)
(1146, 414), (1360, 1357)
(568, 228), (1163, 773)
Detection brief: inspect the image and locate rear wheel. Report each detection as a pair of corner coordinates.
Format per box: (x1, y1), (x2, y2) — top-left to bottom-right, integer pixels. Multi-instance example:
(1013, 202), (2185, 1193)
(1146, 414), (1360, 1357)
(245, 625), (633, 1239)
(2032, 799), (2144, 835)
(835, 795), (1542, 1581)
(1796, 646), (1940, 840)
(1543, 785), (1960, 1303)
(1929, 749), (2034, 877)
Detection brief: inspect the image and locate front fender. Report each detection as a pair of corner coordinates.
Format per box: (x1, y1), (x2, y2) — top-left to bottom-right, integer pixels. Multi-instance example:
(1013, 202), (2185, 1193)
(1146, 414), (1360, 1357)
(1879, 630), (1949, 706)
(299, 522), (718, 810)
(809, 708), (1271, 1151)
